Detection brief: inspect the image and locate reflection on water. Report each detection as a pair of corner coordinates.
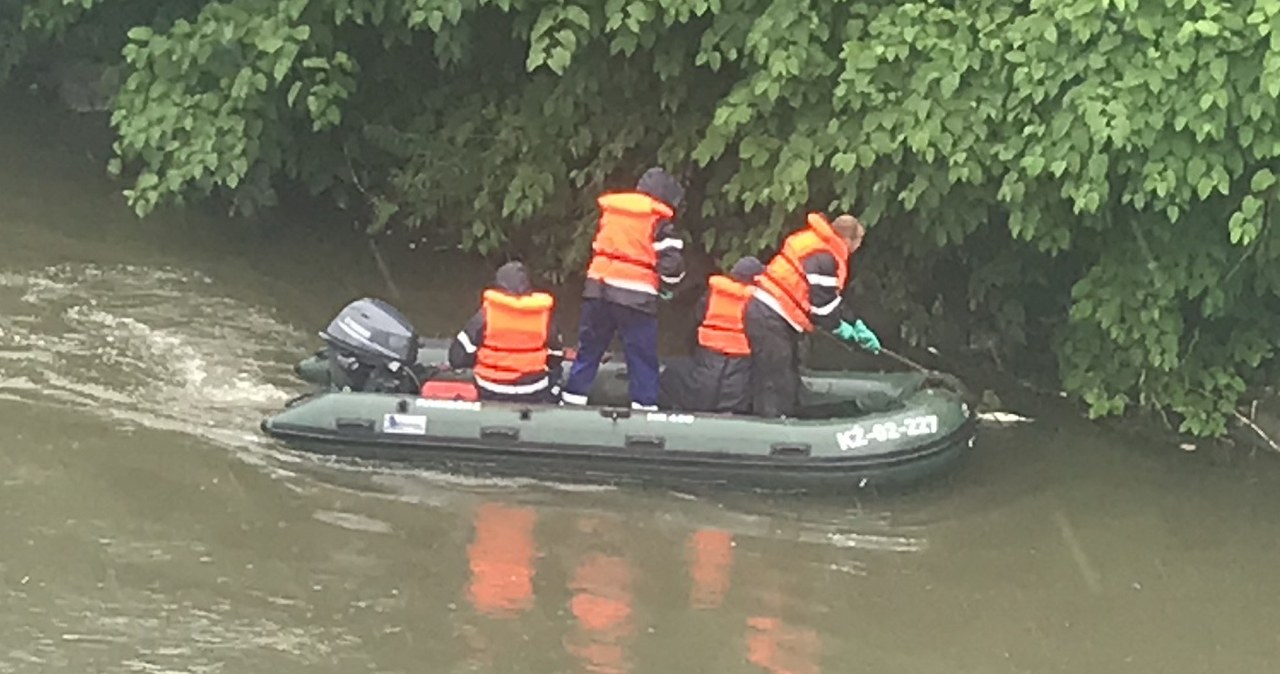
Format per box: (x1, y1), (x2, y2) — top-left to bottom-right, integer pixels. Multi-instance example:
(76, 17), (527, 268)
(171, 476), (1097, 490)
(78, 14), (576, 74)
(468, 503), (538, 619)
(565, 550), (635, 674)
(747, 613), (821, 674)
(455, 498), (831, 674)
(688, 528), (733, 610)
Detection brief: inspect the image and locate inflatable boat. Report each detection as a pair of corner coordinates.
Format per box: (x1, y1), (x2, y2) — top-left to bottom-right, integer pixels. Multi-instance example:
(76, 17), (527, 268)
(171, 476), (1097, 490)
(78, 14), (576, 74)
(259, 299), (978, 492)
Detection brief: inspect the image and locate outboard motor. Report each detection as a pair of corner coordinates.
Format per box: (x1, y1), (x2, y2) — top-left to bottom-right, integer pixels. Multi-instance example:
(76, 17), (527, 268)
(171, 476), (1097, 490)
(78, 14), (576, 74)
(320, 298), (422, 393)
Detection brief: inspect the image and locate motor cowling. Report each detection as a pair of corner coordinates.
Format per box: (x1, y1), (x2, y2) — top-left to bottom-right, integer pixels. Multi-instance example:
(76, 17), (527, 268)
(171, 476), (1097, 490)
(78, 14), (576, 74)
(320, 298), (422, 393)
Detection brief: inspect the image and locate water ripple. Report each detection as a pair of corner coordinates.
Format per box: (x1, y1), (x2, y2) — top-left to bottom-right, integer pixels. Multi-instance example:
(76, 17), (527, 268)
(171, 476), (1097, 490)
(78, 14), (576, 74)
(0, 262), (309, 463)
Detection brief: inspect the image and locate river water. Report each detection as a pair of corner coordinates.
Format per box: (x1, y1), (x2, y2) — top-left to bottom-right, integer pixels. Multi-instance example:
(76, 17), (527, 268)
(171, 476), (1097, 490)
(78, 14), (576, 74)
(3, 91), (1280, 674)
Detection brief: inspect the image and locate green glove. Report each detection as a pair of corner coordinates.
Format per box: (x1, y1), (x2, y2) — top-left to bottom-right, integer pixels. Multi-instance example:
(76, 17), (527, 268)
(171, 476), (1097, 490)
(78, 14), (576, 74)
(659, 289), (674, 301)
(850, 319), (881, 354)
(832, 320), (858, 342)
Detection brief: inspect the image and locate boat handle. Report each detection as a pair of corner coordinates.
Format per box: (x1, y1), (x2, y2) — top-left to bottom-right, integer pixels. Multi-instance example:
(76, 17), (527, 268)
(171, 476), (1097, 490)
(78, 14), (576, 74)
(335, 417), (375, 431)
(480, 425), (521, 441)
(769, 443), (811, 457)
(599, 407), (632, 421)
(626, 434), (665, 450)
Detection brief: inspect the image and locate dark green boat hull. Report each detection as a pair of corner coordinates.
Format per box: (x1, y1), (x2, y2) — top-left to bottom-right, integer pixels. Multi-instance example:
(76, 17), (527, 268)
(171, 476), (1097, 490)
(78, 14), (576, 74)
(262, 341), (977, 492)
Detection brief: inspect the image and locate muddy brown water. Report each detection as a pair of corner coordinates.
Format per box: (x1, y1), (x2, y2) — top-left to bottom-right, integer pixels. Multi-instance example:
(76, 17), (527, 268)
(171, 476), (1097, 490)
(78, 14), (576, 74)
(3, 91), (1280, 673)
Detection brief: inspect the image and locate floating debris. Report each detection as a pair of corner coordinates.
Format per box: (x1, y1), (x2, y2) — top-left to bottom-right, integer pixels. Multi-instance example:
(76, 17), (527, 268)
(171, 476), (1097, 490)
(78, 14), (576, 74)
(977, 411), (1033, 425)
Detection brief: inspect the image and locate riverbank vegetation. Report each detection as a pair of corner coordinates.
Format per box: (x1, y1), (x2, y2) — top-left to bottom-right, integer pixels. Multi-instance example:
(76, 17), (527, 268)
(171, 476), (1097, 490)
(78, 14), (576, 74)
(5, 0), (1280, 439)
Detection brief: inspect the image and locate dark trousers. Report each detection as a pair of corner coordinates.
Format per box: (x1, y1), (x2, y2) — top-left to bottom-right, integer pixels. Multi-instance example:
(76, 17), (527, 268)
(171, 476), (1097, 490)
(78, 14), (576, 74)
(563, 298), (660, 408)
(744, 297), (802, 418)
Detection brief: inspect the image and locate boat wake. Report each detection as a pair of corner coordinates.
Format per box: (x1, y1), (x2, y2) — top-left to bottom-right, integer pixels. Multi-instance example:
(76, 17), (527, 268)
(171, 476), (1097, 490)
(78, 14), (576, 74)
(0, 262), (629, 490)
(0, 263), (307, 460)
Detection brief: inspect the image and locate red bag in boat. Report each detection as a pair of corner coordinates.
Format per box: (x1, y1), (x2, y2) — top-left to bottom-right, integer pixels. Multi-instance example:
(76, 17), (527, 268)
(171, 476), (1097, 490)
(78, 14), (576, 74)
(420, 380), (480, 401)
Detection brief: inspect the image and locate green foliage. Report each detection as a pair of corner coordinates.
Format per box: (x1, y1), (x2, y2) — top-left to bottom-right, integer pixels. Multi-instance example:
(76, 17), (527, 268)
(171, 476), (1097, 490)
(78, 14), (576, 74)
(14, 0), (1280, 437)
(22, 0), (113, 38)
(0, 0), (28, 83)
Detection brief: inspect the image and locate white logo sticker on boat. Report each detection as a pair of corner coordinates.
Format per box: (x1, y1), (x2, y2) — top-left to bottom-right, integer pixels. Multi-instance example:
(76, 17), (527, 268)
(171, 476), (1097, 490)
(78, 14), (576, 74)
(414, 399), (482, 411)
(383, 413), (428, 435)
(836, 414), (939, 451)
(646, 412), (695, 424)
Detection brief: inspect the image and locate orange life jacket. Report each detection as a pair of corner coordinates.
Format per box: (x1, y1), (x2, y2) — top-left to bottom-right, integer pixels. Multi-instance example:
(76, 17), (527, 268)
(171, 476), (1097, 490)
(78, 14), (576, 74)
(755, 213), (850, 332)
(697, 275), (753, 357)
(474, 289), (554, 387)
(585, 192), (674, 295)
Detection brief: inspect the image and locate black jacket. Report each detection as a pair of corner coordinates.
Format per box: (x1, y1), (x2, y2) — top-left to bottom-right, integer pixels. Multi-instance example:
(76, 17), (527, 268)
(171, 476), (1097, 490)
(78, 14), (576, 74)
(801, 251), (845, 333)
(758, 250), (845, 333)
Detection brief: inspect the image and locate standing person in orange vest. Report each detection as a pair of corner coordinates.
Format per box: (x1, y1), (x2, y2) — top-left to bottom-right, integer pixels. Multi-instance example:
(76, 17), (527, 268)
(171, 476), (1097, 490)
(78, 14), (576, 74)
(746, 213), (881, 418)
(560, 167), (686, 411)
(663, 256), (764, 414)
(449, 261), (566, 403)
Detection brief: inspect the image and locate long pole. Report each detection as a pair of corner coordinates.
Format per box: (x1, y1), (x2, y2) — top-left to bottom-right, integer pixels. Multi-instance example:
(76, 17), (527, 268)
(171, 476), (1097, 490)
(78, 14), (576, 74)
(818, 329), (929, 373)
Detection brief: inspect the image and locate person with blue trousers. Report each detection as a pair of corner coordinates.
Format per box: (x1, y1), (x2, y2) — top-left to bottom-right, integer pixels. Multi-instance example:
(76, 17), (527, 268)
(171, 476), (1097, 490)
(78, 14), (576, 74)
(560, 167), (686, 410)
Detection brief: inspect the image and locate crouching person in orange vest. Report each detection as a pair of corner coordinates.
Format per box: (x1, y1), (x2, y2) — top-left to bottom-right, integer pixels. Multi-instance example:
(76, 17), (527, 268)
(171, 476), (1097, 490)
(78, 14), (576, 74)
(661, 256), (764, 414)
(449, 261), (566, 403)
(746, 213), (881, 418)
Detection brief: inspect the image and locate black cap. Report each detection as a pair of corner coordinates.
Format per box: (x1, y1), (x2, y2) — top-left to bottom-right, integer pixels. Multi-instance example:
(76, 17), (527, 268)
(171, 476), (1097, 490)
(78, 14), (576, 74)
(729, 256), (765, 282)
(494, 261), (532, 294)
(636, 167), (685, 210)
